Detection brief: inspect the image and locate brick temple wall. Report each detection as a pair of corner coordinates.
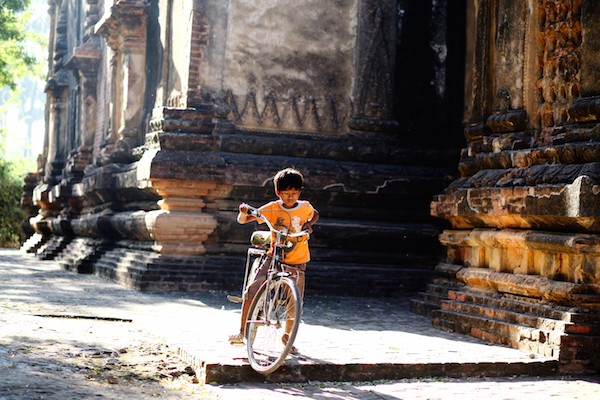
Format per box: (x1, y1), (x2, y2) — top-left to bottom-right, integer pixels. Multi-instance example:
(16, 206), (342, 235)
(24, 0), (467, 298)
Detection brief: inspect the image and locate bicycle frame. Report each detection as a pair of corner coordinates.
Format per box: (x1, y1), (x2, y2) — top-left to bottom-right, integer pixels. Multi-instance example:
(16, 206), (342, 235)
(240, 204), (309, 373)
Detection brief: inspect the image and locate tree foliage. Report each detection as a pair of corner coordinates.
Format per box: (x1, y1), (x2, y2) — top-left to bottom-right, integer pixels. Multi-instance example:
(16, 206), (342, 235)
(2, 0), (48, 158)
(0, 0), (45, 247)
(0, 0), (39, 90)
(0, 156), (26, 247)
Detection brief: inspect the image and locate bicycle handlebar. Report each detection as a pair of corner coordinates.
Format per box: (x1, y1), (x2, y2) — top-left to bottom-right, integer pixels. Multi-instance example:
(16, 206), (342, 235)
(244, 204), (310, 238)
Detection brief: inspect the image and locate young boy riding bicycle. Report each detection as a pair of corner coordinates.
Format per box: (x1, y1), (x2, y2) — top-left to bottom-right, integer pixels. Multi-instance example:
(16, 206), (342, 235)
(229, 168), (319, 345)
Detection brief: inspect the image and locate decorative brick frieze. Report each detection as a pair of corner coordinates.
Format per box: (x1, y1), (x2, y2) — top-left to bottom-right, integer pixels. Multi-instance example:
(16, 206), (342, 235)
(222, 90), (350, 134)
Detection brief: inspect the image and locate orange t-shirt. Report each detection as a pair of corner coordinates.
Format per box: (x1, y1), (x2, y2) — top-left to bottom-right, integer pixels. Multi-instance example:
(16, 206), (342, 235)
(257, 200), (315, 264)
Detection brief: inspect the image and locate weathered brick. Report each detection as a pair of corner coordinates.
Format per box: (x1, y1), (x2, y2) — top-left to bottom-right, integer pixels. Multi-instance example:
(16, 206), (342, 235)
(565, 324), (590, 334)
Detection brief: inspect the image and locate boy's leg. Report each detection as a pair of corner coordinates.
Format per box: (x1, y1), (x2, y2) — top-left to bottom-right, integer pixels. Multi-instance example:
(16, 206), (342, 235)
(283, 264), (305, 343)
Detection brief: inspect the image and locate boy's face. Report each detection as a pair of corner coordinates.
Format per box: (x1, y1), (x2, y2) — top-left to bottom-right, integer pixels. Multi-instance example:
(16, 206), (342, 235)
(277, 188), (301, 209)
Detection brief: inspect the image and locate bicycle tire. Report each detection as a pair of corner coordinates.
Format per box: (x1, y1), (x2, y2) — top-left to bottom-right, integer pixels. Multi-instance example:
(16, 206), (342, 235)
(246, 276), (300, 374)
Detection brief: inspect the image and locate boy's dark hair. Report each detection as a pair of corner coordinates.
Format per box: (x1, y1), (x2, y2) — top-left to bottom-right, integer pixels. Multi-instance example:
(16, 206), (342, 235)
(274, 168), (304, 192)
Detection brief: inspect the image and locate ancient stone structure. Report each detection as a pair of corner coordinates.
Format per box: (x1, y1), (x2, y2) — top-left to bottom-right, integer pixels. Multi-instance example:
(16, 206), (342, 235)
(411, 0), (600, 375)
(24, 1), (466, 297)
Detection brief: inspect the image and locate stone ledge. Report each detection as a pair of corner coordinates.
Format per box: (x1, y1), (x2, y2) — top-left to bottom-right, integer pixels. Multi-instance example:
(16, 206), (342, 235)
(441, 229), (600, 255)
(438, 229), (600, 288)
(456, 267), (600, 305)
(197, 359), (559, 384)
(432, 175), (600, 231)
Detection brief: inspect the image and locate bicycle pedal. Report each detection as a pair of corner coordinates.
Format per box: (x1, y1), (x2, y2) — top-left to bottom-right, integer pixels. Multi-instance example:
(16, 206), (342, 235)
(227, 295), (242, 303)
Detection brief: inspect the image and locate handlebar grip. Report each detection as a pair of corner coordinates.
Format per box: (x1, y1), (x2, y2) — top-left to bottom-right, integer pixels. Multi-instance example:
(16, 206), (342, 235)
(245, 205), (261, 218)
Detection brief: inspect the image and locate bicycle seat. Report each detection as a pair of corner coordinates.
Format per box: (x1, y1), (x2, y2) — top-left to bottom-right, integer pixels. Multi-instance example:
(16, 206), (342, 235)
(250, 231), (271, 247)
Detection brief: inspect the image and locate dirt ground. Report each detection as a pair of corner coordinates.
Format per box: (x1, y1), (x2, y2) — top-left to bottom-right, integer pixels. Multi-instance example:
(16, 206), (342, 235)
(0, 312), (219, 400)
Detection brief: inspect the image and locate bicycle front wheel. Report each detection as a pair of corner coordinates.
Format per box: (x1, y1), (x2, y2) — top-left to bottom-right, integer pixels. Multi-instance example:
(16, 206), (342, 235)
(246, 276), (301, 374)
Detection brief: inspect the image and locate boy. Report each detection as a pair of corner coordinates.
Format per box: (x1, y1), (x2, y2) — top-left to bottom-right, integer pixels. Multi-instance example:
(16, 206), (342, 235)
(229, 168), (319, 345)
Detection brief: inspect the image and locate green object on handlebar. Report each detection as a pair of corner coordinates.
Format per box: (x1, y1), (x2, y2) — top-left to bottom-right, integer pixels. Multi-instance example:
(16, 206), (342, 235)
(250, 231), (271, 246)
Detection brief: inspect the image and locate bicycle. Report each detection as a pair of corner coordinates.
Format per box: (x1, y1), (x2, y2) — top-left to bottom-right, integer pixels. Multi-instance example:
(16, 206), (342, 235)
(229, 204), (309, 374)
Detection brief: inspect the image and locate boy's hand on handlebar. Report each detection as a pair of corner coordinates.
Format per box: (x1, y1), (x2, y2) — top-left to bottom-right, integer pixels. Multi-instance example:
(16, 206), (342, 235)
(237, 203), (256, 224)
(301, 221), (313, 234)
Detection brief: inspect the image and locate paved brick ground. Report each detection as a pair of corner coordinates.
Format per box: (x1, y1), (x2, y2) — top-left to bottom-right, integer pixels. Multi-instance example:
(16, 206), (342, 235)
(2, 249), (600, 399)
(211, 376), (600, 399)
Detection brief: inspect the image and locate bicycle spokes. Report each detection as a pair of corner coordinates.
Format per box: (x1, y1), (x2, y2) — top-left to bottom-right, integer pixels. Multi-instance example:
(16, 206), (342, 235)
(246, 277), (301, 374)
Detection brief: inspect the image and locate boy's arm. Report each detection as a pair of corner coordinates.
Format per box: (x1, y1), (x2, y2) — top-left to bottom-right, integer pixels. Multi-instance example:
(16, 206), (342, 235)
(302, 209), (319, 233)
(237, 203), (257, 224)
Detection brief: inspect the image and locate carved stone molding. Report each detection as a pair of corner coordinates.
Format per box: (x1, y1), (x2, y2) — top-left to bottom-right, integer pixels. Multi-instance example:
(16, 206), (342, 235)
(486, 109), (528, 133)
(32, 184), (56, 219)
(454, 266), (599, 305)
(464, 123), (493, 142)
(458, 139), (600, 178)
(138, 179), (225, 255)
(84, 0), (101, 41)
(38, 146), (95, 223)
(453, 160), (600, 192)
(64, 45), (101, 78)
(484, 90), (528, 133)
(569, 95), (600, 123)
(148, 105), (215, 135)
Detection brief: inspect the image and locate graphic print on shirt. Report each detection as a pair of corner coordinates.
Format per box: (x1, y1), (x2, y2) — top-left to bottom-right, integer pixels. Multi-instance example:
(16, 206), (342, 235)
(274, 217), (288, 234)
(273, 215), (299, 254)
(291, 216), (302, 232)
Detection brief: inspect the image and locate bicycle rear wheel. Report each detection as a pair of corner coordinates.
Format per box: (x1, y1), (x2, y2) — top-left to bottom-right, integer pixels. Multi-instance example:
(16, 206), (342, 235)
(246, 276), (300, 374)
